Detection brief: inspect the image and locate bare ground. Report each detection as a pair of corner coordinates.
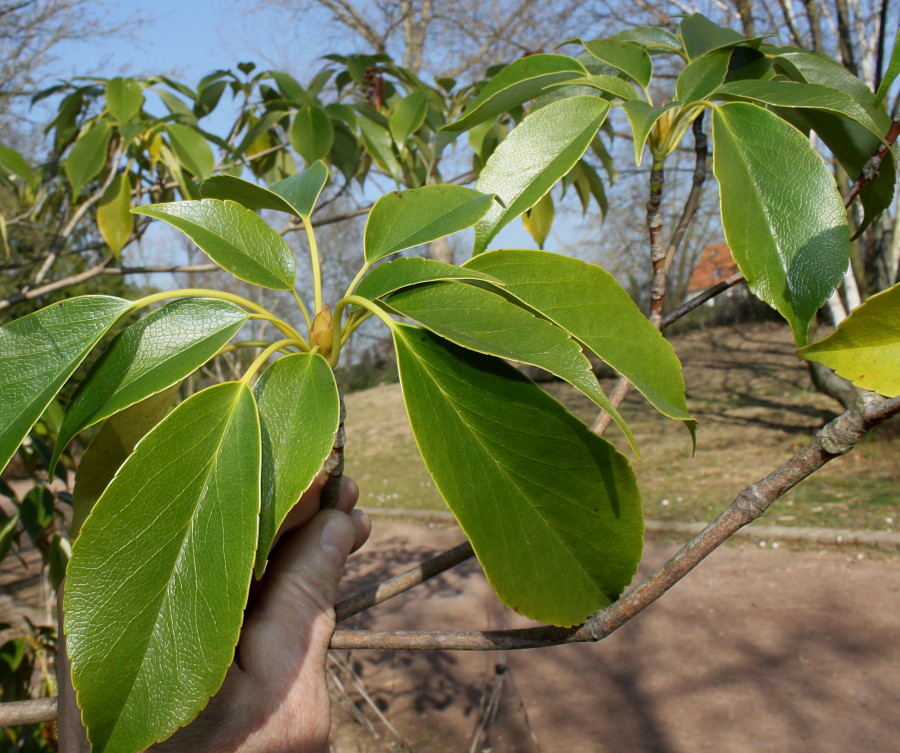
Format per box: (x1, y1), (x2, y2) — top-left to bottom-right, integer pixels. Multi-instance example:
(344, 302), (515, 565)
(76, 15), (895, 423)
(331, 521), (900, 753)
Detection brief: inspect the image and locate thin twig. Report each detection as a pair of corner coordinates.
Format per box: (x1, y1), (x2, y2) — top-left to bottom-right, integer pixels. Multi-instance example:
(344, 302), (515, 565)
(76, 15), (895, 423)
(335, 540), (475, 622)
(843, 119), (900, 209)
(660, 271), (745, 328)
(328, 393), (900, 650)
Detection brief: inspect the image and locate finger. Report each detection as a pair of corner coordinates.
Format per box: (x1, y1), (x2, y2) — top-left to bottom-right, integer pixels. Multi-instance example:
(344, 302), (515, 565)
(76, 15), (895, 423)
(240, 509), (357, 685)
(349, 508), (371, 553)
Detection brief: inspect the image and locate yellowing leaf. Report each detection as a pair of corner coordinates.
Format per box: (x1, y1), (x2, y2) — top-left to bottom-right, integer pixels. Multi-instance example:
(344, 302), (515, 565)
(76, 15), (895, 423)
(97, 172), (133, 257)
(799, 284), (900, 397)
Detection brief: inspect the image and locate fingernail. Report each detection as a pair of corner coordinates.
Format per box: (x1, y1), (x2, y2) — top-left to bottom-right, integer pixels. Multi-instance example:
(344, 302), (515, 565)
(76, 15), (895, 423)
(320, 512), (354, 569)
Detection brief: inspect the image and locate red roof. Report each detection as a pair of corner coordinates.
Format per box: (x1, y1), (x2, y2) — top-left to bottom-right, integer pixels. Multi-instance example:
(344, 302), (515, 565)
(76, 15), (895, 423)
(688, 242), (739, 292)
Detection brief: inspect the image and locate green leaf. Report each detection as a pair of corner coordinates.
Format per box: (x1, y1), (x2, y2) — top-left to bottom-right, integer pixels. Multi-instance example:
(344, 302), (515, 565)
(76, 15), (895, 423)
(70, 387), (178, 539)
(166, 123), (215, 181)
(0, 296), (130, 474)
(200, 175), (299, 215)
(20, 487), (53, 544)
(393, 325), (643, 626)
(577, 39), (652, 88)
(464, 250), (694, 434)
(48, 533), (70, 591)
(474, 96), (609, 255)
(97, 172), (133, 257)
(0, 144), (38, 189)
(522, 191), (554, 248)
(53, 298), (248, 468)
(389, 90), (429, 144)
(438, 54), (588, 148)
(382, 282), (638, 456)
(874, 27), (900, 106)
(354, 257), (502, 300)
(65, 124), (113, 195)
(66, 381), (259, 753)
(679, 14), (765, 59)
(610, 26), (683, 53)
(364, 185), (494, 263)
(676, 50), (730, 103)
(567, 74), (639, 101)
(359, 117), (404, 183)
(621, 100), (678, 166)
(269, 160), (329, 219)
(712, 102), (850, 346)
(253, 354), (339, 576)
(132, 199), (296, 289)
(290, 105), (334, 165)
(106, 78), (143, 124)
(0, 511), (18, 564)
(715, 80), (886, 141)
(798, 283), (900, 397)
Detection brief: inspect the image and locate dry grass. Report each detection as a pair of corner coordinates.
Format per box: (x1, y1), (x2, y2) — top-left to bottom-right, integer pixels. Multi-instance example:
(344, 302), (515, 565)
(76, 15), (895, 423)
(344, 322), (898, 532)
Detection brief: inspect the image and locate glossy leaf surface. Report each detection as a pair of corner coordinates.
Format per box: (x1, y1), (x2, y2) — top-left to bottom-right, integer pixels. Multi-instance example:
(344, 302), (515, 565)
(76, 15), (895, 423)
(465, 250), (693, 431)
(680, 14), (762, 59)
(0, 296), (130, 473)
(389, 90), (429, 144)
(54, 299), (248, 467)
(364, 185), (494, 263)
(354, 257), (501, 301)
(712, 103), (850, 345)
(97, 172), (133, 256)
(438, 54), (587, 146)
(799, 284), (900, 397)
(474, 96), (609, 255)
(393, 325), (643, 627)
(382, 282), (638, 455)
(569, 74), (639, 101)
(269, 160), (329, 219)
(579, 39), (652, 88)
(290, 105), (334, 164)
(166, 123), (215, 180)
(676, 50), (730, 103)
(254, 354), (339, 575)
(715, 80), (885, 140)
(621, 101), (677, 166)
(106, 78), (143, 123)
(66, 382), (260, 753)
(70, 387), (178, 538)
(65, 124), (113, 195)
(133, 200), (296, 289)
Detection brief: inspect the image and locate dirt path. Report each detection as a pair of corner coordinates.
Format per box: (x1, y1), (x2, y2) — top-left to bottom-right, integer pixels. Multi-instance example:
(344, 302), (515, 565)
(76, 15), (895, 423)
(332, 521), (900, 753)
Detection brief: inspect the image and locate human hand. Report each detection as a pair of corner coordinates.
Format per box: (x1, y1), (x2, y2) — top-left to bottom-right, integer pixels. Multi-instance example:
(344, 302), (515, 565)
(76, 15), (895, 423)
(58, 475), (370, 753)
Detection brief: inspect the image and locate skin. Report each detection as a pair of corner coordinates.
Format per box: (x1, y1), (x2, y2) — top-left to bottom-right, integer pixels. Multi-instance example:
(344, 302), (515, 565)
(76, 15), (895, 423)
(58, 475), (371, 753)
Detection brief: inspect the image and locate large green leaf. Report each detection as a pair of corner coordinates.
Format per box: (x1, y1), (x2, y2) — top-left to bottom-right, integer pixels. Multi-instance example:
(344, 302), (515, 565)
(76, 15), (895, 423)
(66, 381), (260, 753)
(359, 117), (403, 183)
(799, 283), (900, 397)
(382, 281), (638, 456)
(679, 14), (766, 59)
(53, 299), (248, 468)
(132, 199), (296, 289)
(290, 105), (334, 165)
(106, 78), (143, 124)
(65, 123), (113, 195)
(676, 50), (730, 103)
(712, 103), (851, 346)
(354, 257), (501, 300)
(200, 161), (329, 221)
(166, 123), (215, 181)
(568, 74), (639, 101)
(578, 39), (652, 88)
(464, 250), (694, 434)
(97, 172), (133, 257)
(70, 387), (179, 538)
(0, 296), (130, 474)
(389, 90), (429, 145)
(474, 96), (609, 255)
(437, 54), (587, 149)
(393, 325), (643, 627)
(364, 185), (494, 263)
(714, 80), (886, 141)
(253, 353), (339, 576)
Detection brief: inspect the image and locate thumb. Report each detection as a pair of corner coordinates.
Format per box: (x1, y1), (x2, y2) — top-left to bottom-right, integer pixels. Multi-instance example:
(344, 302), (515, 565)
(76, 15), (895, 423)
(239, 509), (357, 682)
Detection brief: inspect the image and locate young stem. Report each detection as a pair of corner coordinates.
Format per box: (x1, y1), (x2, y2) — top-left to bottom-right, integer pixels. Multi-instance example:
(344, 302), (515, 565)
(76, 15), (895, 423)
(292, 288), (312, 330)
(239, 339), (305, 385)
(304, 221), (323, 314)
(328, 296), (397, 367)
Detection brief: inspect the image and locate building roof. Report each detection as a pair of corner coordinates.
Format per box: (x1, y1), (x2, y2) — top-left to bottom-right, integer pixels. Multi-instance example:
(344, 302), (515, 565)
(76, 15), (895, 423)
(687, 242), (739, 293)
